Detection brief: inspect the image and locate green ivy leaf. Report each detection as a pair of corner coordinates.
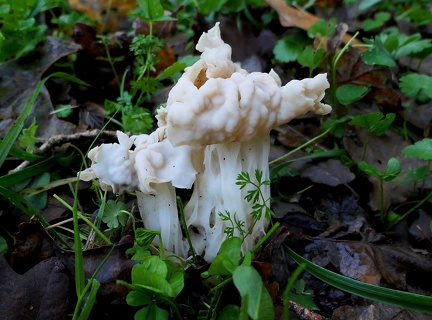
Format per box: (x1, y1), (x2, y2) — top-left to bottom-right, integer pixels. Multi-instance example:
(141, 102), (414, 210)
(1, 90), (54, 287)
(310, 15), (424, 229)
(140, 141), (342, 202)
(402, 138), (432, 161)
(102, 200), (128, 229)
(336, 84), (369, 105)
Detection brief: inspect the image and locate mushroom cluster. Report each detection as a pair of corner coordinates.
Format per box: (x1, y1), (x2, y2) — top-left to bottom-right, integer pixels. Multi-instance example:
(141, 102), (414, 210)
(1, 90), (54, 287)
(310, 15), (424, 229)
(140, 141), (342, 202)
(80, 23), (331, 262)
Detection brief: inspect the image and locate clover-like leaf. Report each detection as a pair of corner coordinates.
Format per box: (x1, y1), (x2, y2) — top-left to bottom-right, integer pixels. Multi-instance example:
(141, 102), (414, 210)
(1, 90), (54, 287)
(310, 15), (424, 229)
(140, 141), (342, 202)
(349, 112), (395, 136)
(102, 200), (128, 229)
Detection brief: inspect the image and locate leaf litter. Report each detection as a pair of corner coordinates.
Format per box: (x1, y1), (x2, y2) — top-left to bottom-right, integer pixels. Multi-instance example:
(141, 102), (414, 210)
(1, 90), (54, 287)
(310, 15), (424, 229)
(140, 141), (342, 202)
(1, 1), (432, 319)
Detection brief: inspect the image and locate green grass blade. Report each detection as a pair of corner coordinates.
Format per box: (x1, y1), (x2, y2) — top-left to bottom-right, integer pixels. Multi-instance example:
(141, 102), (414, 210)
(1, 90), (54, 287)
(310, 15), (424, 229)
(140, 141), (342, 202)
(0, 140), (44, 162)
(285, 246), (432, 313)
(77, 279), (101, 320)
(0, 185), (71, 249)
(0, 151), (66, 187)
(0, 72), (89, 168)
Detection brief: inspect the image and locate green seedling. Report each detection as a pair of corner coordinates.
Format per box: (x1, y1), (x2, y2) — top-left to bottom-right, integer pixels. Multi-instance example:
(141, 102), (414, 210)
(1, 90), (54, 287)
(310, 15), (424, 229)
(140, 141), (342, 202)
(219, 169), (273, 241)
(361, 29), (432, 67)
(104, 0), (186, 134)
(349, 111), (396, 161)
(397, 4), (432, 27)
(401, 138), (432, 192)
(357, 157), (401, 219)
(273, 29), (312, 64)
(362, 12), (391, 31)
(0, 0), (60, 61)
(202, 240), (275, 320)
(399, 73), (432, 139)
(290, 279), (319, 310)
(274, 18), (336, 77)
(118, 256), (184, 320)
(18, 117), (38, 153)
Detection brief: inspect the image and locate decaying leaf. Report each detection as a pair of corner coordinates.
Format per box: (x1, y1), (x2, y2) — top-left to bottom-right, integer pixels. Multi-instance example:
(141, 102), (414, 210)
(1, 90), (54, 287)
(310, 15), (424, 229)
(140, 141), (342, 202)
(0, 256), (69, 320)
(305, 238), (432, 292)
(264, 0), (361, 47)
(301, 159), (355, 187)
(343, 126), (431, 211)
(333, 303), (432, 320)
(0, 37), (80, 139)
(10, 221), (57, 274)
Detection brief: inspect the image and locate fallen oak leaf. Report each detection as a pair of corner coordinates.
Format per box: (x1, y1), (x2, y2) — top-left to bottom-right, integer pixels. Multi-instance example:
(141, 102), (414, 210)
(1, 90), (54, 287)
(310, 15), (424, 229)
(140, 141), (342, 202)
(264, 0), (361, 48)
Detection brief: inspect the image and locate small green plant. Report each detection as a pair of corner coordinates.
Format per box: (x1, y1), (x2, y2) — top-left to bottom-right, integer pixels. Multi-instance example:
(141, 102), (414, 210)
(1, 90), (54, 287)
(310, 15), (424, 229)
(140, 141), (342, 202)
(273, 18), (336, 77)
(219, 169), (273, 241)
(357, 157), (401, 220)
(18, 117), (38, 153)
(202, 239), (275, 320)
(402, 138), (432, 180)
(119, 255), (184, 320)
(0, 0), (63, 61)
(399, 73), (432, 139)
(103, 0), (186, 134)
(386, 139), (432, 226)
(361, 28), (432, 67)
(119, 228), (185, 320)
(349, 111), (396, 161)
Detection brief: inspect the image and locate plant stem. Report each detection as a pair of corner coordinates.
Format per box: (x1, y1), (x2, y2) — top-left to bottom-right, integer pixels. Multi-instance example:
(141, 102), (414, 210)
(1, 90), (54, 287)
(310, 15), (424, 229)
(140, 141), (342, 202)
(270, 127), (332, 165)
(250, 222), (280, 254)
(361, 131), (371, 161)
(54, 194), (112, 244)
(283, 263), (306, 320)
(379, 176), (385, 219)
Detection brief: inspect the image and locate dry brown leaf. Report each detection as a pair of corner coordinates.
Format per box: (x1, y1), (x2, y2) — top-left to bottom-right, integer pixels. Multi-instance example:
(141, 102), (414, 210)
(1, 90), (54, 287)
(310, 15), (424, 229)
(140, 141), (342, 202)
(0, 37), (80, 139)
(0, 256), (69, 320)
(264, 0), (361, 47)
(68, 0), (136, 19)
(301, 159), (355, 187)
(343, 126), (430, 211)
(305, 239), (432, 291)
